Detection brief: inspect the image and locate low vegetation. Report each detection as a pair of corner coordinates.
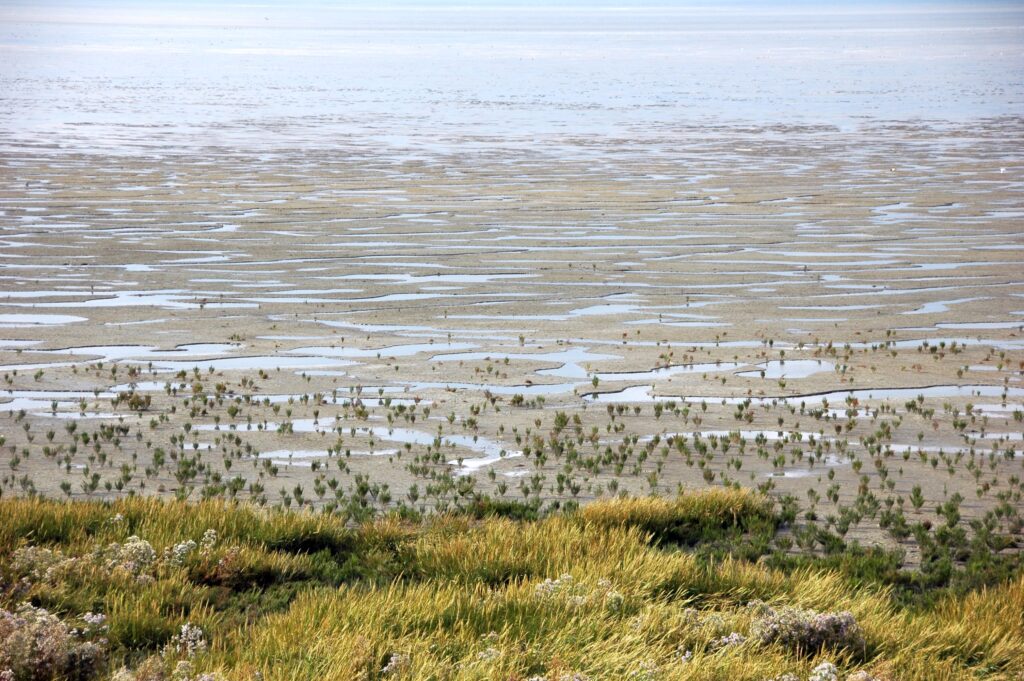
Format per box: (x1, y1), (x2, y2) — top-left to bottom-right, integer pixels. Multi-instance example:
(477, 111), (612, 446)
(1, 492), (1021, 680)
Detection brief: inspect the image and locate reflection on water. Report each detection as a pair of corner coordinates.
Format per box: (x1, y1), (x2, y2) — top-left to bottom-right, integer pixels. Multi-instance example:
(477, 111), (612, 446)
(2, 2), (1022, 154)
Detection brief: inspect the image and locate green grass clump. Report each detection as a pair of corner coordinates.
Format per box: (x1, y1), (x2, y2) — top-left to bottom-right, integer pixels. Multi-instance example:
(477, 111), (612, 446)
(579, 488), (775, 544)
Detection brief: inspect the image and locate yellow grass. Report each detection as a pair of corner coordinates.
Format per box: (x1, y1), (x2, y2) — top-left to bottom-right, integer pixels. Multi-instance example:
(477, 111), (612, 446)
(0, 493), (1021, 681)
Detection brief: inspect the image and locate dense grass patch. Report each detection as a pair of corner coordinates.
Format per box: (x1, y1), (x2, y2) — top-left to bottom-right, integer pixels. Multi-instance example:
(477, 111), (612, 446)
(1, 493), (1021, 680)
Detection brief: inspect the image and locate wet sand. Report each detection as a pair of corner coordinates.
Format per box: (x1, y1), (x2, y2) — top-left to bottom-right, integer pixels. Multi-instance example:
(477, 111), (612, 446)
(1, 121), (1023, 553)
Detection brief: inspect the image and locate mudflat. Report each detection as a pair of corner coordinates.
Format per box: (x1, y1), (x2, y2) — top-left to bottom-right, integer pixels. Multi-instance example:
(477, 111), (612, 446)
(1, 121), (1022, 557)
(3, 3), (1024, 679)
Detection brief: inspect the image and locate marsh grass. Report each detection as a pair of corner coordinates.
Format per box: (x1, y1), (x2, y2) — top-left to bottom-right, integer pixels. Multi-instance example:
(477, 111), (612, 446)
(0, 493), (1021, 680)
(579, 489), (776, 545)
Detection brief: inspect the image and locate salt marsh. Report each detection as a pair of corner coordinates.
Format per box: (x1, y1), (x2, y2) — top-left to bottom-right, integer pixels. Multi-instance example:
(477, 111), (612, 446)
(1, 0), (1022, 569)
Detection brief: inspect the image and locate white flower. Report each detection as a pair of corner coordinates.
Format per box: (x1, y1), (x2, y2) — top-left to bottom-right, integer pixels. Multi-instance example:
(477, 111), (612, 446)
(846, 672), (878, 681)
(200, 529), (218, 551)
(534, 573), (574, 597)
(171, 661), (193, 680)
(166, 540), (197, 566)
(712, 631), (747, 649)
(809, 662), (839, 681)
(109, 536), (156, 575)
(169, 622), (207, 659)
(605, 590), (625, 613)
(82, 612), (108, 631)
(381, 653), (410, 676)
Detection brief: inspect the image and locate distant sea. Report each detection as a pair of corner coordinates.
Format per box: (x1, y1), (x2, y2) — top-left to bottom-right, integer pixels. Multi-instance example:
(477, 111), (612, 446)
(1, 1), (1022, 155)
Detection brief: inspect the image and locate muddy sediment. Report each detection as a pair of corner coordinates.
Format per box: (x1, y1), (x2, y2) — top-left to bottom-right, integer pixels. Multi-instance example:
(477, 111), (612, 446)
(1, 125), (1022, 551)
